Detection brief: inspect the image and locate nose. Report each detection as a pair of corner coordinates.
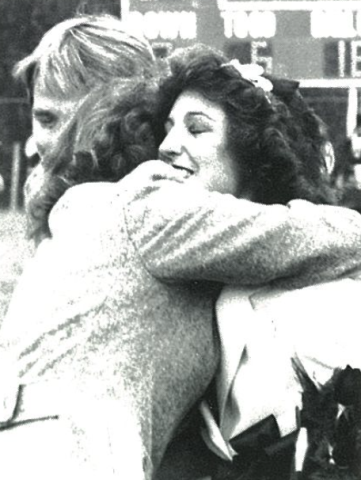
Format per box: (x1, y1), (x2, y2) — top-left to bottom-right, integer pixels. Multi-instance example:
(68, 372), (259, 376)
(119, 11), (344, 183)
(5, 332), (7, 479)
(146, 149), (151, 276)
(31, 124), (46, 160)
(159, 128), (182, 162)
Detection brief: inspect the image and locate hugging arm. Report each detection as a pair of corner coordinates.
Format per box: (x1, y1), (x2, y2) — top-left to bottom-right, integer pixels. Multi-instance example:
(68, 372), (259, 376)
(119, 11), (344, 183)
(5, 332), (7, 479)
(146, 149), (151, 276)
(125, 161), (361, 288)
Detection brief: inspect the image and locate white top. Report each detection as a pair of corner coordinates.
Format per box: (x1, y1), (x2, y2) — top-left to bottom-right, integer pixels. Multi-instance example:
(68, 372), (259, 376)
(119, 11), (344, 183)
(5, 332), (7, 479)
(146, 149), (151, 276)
(201, 276), (361, 460)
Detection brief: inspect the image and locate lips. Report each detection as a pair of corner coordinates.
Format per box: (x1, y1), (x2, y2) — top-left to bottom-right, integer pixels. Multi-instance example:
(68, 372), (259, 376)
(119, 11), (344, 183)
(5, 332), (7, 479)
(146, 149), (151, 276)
(172, 164), (193, 174)
(158, 152), (195, 177)
(172, 164), (194, 178)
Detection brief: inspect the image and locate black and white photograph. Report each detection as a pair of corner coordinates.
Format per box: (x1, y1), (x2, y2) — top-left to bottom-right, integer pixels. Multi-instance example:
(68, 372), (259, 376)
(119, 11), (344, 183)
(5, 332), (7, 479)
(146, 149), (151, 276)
(1, 1), (361, 479)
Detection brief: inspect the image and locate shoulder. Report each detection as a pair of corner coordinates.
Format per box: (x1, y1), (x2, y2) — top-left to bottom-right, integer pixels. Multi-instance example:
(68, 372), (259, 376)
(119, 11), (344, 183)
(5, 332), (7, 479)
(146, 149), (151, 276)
(48, 181), (123, 237)
(46, 161), (187, 236)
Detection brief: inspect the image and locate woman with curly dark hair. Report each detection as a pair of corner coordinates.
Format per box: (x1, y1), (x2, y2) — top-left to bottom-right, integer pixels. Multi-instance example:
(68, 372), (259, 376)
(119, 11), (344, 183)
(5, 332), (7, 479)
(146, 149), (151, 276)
(157, 45), (336, 207)
(155, 45), (361, 480)
(4, 42), (361, 479)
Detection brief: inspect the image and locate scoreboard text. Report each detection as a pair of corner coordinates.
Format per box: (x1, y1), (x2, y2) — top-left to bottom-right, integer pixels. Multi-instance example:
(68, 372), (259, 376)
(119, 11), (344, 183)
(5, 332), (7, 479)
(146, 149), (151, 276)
(123, 0), (361, 80)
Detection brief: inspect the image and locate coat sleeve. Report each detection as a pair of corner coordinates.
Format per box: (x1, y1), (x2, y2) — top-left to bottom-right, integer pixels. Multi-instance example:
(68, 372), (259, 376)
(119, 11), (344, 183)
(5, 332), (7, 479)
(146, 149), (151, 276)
(124, 161), (361, 288)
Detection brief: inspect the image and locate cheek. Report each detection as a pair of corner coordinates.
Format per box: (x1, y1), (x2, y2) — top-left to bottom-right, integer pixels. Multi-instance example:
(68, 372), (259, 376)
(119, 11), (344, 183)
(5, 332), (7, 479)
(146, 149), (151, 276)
(33, 126), (64, 159)
(31, 122), (43, 143)
(215, 170), (239, 195)
(197, 160), (235, 194)
(209, 147), (240, 195)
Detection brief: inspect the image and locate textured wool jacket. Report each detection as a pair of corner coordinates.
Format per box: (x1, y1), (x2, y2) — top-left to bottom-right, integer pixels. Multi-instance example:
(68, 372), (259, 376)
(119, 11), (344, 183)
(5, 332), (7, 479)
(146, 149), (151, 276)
(2, 160), (361, 470)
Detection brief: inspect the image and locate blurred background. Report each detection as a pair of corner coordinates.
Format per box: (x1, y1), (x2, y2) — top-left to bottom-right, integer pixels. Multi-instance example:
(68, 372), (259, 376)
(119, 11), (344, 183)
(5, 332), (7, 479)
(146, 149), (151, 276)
(0, 3), (360, 475)
(1, 0), (361, 213)
(0, 0), (121, 320)
(0, 0), (120, 211)
(0, 0), (361, 348)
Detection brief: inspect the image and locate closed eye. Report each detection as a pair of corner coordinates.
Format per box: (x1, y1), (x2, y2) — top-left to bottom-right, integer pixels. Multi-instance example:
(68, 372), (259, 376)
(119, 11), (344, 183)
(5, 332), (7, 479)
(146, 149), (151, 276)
(186, 117), (212, 136)
(188, 126), (207, 135)
(33, 110), (58, 128)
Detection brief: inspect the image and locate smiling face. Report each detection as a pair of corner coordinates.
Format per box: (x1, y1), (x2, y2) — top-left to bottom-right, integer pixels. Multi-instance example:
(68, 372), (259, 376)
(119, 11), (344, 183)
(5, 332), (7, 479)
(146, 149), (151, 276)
(158, 90), (242, 196)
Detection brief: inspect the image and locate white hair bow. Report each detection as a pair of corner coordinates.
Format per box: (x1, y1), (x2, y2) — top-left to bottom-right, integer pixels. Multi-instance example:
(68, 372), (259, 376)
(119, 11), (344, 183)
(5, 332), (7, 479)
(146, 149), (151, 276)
(223, 60), (273, 93)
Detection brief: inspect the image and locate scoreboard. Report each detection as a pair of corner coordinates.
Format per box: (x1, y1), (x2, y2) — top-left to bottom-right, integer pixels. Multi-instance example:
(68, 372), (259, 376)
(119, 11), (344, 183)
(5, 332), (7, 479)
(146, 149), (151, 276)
(121, 0), (361, 85)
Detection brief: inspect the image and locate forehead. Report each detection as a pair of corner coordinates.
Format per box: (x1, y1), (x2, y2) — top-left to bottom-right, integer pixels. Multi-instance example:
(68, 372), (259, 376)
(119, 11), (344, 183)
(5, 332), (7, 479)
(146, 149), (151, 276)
(170, 90), (226, 122)
(33, 80), (85, 116)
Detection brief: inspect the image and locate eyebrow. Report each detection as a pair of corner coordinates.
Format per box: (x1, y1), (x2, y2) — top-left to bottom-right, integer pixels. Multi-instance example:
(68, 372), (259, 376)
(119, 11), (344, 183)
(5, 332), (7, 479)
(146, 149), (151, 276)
(166, 111), (215, 124)
(32, 108), (58, 118)
(32, 107), (52, 114)
(186, 111), (214, 121)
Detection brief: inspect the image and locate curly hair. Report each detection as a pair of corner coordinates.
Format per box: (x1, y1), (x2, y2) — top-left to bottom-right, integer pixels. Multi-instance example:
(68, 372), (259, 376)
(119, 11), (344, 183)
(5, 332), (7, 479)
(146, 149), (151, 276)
(157, 45), (337, 206)
(27, 79), (159, 244)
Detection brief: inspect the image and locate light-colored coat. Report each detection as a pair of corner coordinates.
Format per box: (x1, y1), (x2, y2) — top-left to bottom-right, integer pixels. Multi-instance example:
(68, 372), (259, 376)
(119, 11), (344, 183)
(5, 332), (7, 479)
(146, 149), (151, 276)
(2, 160), (361, 478)
(202, 275), (361, 464)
